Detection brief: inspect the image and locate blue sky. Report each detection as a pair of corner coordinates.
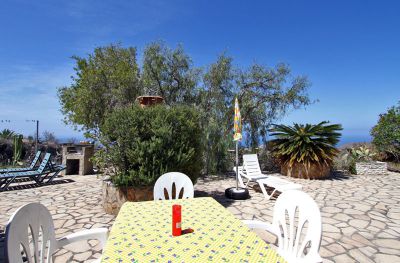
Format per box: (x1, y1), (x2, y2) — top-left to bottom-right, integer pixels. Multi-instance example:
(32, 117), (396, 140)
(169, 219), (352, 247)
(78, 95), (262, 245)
(0, 0), (399, 144)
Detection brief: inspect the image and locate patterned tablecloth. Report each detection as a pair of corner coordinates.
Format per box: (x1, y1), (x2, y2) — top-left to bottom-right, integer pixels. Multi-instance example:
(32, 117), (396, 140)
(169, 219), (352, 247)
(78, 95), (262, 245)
(101, 197), (286, 263)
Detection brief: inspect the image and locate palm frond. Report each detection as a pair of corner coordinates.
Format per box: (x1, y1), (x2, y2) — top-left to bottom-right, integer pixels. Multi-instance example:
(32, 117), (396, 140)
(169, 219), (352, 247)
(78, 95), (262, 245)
(269, 122), (342, 166)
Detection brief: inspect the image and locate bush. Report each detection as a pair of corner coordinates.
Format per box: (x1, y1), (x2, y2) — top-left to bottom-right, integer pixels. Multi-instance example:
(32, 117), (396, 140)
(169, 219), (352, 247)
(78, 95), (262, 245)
(270, 121), (342, 167)
(333, 148), (356, 174)
(371, 103), (400, 162)
(97, 105), (203, 187)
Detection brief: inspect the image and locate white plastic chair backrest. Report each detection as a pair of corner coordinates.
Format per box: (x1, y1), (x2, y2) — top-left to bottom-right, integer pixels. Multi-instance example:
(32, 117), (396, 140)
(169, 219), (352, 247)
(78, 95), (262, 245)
(153, 172), (194, 200)
(5, 203), (59, 263)
(243, 154), (262, 177)
(273, 190), (322, 263)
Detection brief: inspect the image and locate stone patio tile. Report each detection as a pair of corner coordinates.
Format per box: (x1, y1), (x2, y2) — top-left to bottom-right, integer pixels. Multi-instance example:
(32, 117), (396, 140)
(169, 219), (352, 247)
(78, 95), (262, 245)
(0, 172), (399, 263)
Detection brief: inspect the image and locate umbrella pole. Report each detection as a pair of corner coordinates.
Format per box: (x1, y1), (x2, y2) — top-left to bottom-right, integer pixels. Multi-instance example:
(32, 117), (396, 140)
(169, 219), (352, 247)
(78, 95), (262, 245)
(236, 140), (239, 190)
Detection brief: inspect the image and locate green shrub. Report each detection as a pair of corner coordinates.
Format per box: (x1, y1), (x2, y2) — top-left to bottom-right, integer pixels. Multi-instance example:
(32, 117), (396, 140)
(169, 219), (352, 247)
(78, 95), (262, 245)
(371, 103), (400, 162)
(333, 149), (356, 174)
(269, 121), (342, 167)
(97, 105), (203, 187)
(351, 146), (376, 162)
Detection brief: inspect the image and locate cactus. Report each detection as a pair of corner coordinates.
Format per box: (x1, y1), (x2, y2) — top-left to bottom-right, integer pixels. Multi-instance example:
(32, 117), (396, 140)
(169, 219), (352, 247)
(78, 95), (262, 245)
(351, 146), (376, 162)
(13, 134), (23, 165)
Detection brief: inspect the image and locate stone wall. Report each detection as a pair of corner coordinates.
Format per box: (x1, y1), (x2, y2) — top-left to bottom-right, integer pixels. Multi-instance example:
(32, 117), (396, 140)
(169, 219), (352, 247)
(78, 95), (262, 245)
(356, 161), (388, 175)
(102, 179), (153, 215)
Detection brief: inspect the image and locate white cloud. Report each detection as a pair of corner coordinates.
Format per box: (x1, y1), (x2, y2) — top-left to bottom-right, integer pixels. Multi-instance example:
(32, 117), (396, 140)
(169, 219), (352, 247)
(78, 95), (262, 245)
(0, 64), (83, 139)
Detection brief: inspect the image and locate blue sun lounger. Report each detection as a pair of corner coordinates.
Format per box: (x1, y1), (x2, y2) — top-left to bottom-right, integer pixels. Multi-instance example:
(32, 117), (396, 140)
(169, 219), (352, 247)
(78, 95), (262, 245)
(0, 151), (42, 173)
(0, 153), (66, 191)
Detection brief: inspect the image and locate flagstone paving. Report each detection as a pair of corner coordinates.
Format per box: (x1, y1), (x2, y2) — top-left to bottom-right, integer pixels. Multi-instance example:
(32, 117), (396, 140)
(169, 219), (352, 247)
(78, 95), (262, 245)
(0, 172), (399, 262)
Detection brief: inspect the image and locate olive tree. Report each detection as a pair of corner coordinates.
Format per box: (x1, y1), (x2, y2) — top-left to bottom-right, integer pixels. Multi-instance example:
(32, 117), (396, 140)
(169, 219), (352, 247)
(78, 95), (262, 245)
(371, 102), (400, 162)
(58, 44), (142, 138)
(142, 42), (200, 105)
(200, 54), (312, 173)
(59, 42), (313, 174)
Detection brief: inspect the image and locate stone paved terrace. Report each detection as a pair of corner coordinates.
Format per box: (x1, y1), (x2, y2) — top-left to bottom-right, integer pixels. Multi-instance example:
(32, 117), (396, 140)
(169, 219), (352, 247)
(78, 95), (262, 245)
(0, 172), (399, 263)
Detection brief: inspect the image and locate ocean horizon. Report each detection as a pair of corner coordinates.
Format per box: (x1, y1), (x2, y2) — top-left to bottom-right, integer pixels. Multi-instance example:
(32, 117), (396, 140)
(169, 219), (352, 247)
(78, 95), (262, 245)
(57, 134), (372, 147)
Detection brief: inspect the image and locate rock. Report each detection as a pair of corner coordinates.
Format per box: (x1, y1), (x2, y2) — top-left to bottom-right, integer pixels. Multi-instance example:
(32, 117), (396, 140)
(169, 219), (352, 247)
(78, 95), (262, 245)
(349, 219), (369, 228)
(63, 240), (91, 253)
(326, 243), (346, 254)
(54, 251), (73, 263)
(333, 254), (355, 263)
(74, 251), (92, 261)
(349, 249), (374, 263)
(323, 224), (340, 233)
(373, 239), (400, 249)
(375, 254), (400, 263)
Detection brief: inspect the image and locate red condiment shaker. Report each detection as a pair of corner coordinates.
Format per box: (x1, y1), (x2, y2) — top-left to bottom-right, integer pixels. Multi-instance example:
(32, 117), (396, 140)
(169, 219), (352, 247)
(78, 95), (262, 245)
(172, 204), (182, 236)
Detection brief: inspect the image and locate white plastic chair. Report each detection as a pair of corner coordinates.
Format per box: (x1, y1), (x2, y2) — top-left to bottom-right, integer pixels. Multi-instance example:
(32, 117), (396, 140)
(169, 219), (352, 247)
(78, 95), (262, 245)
(243, 190), (322, 263)
(153, 172), (194, 200)
(5, 203), (108, 263)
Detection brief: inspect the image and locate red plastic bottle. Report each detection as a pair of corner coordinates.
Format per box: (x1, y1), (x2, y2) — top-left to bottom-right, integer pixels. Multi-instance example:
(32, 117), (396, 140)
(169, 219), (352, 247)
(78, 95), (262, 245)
(172, 204), (182, 236)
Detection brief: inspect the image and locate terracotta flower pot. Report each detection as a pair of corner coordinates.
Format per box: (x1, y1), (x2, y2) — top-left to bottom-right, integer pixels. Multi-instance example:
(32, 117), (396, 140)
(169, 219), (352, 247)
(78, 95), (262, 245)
(136, 96), (164, 108)
(281, 162), (331, 179)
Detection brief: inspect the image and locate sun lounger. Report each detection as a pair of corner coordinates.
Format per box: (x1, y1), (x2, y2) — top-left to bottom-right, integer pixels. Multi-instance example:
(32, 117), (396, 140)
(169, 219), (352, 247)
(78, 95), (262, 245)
(0, 153), (66, 191)
(235, 154), (302, 200)
(0, 151), (42, 173)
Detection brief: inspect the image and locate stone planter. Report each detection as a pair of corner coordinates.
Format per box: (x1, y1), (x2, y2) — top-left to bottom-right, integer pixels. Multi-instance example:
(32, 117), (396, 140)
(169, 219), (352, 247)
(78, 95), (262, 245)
(281, 162), (331, 179)
(355, 161), (388, 175)
(102, 179), (153, 215)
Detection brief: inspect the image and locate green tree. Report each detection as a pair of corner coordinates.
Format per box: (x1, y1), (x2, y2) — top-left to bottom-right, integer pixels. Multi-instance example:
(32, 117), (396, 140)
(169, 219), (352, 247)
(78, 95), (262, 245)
(58, 44), (142, 138)
(97, 105), (203, 186)
(200, 55), (235, 173)
(142, 42), (200, 105)
(58, 42), (313, 174)
(199, 54), (312, 173)
(371, 102), (400, 162)
(237, 63), (311, 148)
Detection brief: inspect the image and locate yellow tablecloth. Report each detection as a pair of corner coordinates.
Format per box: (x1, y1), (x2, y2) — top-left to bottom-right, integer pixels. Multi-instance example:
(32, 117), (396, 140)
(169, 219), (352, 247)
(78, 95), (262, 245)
(101, 197), (286, 263)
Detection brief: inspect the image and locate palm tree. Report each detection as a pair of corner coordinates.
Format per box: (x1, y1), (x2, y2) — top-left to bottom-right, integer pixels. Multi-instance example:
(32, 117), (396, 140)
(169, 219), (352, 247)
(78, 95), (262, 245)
(0, 129), (16, 140)
(269, 121), (342, 179)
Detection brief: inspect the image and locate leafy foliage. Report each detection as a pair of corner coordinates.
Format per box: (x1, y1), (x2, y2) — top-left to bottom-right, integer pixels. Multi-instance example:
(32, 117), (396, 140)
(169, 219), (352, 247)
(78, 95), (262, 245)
(333, 149), (357, 174)
(96, 105), (203, 187)
(351, 146), (376, 162)
(142, 42), (200, 105)
(58, 44), (142, 138)
(13, 134), (23, 165)
(371, 102), (400, 162)
(59, 42), (313, 174)
(199, 55), (311, 172)
(0, 129), (16, 140)
(270, 121), (342, 168)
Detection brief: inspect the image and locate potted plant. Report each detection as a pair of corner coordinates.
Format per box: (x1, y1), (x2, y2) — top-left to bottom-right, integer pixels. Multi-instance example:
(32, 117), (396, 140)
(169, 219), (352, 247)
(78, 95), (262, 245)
(97, 105), (203, 214)
(269, 121), (342, 179)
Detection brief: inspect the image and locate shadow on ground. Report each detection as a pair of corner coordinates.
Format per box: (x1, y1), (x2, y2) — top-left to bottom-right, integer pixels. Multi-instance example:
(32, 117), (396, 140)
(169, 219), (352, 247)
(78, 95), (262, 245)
(1, 178), (75, 192)
(326, 171), (353, 181)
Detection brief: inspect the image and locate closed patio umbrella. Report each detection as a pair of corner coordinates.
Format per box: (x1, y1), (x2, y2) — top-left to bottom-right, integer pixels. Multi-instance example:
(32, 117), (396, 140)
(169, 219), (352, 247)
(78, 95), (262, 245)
(225, 97), (249, 200)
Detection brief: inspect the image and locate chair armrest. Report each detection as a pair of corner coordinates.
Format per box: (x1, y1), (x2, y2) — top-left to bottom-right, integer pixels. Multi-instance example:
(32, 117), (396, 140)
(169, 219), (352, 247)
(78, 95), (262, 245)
(242, 220), (280, 237)
(58, 228), (108, 249)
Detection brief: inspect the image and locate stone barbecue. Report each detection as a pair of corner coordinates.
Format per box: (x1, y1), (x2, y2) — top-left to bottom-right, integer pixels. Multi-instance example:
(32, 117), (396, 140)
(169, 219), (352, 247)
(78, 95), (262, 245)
(62, 143), (94, 175)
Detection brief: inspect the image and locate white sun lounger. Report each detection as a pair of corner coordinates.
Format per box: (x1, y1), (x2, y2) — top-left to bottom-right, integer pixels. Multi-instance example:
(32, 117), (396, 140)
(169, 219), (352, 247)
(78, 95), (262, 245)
(234, 154), (302, 200)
